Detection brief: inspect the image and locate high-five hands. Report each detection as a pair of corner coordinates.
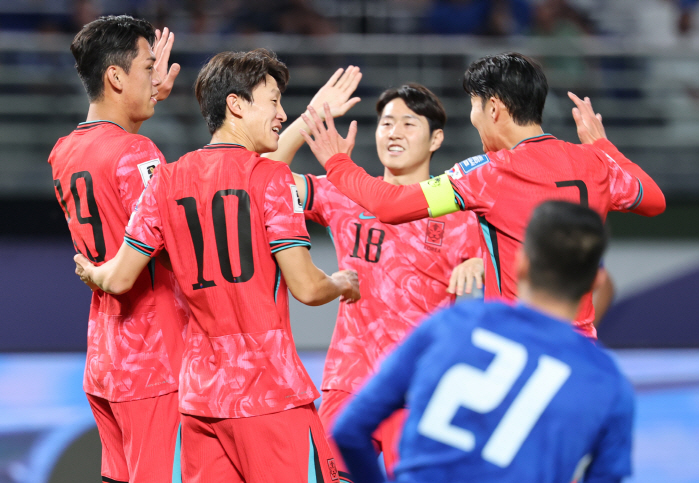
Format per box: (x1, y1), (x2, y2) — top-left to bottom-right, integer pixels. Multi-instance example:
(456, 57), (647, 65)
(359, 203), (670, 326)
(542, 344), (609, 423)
(307, 66), (362, 120)
(153, 27), (180, 101)
(568, 92), (607, 144)
(300, 103), (357, 168)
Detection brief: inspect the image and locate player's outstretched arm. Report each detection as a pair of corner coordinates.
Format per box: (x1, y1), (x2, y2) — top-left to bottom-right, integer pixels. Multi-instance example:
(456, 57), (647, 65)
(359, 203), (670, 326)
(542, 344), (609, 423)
(447, 257), (484, 296)
(153, 27), (180, 102)
(301, 104), (431, 224)
(568, 92), (665, 217)
(74, 243), (151, 295)
(265, 66), (362, 165)
(274, 246), (360, 306)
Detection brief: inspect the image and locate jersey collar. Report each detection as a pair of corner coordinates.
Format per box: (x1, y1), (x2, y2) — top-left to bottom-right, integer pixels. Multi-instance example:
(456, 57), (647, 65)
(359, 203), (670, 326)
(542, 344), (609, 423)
(75, 120), (126, 132)
(512, 133), (556, 149)
(203, 143), (246, 150)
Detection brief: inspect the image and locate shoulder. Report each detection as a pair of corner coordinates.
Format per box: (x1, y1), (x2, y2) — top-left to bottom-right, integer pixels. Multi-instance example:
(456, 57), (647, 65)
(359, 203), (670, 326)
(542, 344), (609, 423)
(447, 153), (496, 180)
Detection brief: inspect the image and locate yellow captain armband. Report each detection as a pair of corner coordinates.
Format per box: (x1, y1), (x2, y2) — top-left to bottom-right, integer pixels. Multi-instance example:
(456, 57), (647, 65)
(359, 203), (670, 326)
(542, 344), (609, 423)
(419, 174), (460, 218)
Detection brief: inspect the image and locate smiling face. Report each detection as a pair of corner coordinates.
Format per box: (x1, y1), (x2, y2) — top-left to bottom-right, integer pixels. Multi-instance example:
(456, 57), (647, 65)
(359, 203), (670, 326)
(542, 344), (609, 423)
(239, 74), (287, 153)
(376, 98), (441, 175)
(120, 37), (161, 123)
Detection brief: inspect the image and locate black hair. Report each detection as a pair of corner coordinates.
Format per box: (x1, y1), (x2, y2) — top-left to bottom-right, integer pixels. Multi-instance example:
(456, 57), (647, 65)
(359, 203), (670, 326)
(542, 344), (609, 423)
(195, 49), (290, 135)
(71, 15), (156, 102)
(525, 201), (607, 302)
(463, 52), (547, 126)
(376, 83), (446, 134)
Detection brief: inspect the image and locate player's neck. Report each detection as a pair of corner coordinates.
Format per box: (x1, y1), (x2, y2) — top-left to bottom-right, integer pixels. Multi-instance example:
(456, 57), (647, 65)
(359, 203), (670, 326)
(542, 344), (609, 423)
(382, 161), (431, 186)
(210, 127), (255, 152)
(502, 124), (545, 150)
(85, 103), (140, 134)
(519, 284), (580, 323)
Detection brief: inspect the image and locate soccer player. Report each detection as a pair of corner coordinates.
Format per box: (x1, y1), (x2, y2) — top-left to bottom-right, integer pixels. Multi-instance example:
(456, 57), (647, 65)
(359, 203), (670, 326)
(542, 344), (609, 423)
(299, 52), (666, 338)
(73, 49), (360, 483)
(270, 79), (483, 480)
(48, 16), (185, 483)
(334, 201), (634, 483)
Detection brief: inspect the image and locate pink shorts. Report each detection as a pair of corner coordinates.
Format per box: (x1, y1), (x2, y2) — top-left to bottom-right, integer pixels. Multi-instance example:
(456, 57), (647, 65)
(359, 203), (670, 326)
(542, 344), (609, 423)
(319, 389), (407, 481)
(181, 403), (338, 483)
(87, 391), (181, 483)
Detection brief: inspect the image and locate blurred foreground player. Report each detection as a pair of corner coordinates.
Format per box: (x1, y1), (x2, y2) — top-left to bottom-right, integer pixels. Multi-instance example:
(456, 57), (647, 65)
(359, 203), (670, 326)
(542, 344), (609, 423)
(74, 49), (360, 483)
(300, 52), (666, 338)
(48, 16), (186, 483)
(334, 201), (634, 483)
(270, 79), (483, 480)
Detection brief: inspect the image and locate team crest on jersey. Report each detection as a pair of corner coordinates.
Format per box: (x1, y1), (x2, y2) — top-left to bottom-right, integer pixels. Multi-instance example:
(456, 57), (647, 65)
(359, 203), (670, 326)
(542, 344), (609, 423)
(425, 220), (445, 246)
(137, 159), (160, 187)
(290, 184), (304, 213)
(327, 459), (339, 481)
(457, 154), (490, 175)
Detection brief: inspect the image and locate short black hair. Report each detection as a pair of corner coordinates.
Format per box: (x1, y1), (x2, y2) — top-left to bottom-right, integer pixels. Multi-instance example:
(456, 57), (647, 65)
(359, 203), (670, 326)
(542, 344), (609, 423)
(525, 201), (607, 302)
(194, 49), (290, 135)
(463, 52), (548, 126)
(376, 83), (446, 134)
(71, 15), (156, 102)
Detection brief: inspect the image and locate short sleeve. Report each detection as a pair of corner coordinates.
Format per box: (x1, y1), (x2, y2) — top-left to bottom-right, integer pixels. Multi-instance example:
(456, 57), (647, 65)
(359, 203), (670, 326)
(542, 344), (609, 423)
(124, 167), (165, 258)
(445, 153), (501, 216)
(302, 174), (331, 226)
(265, 164), (312, 254)
(601, 150), (643, 212)
(115, 136), (166, 216)
(584, 377), (634, 482)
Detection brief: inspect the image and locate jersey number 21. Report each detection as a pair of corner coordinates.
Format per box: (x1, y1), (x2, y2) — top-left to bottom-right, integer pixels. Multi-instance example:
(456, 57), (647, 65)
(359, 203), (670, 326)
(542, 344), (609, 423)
(418, 328), (571, 467)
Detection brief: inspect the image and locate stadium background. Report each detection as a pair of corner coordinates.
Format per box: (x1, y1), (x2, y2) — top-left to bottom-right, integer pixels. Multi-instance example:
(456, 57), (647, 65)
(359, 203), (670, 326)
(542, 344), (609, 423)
(1, 0), (699, 481)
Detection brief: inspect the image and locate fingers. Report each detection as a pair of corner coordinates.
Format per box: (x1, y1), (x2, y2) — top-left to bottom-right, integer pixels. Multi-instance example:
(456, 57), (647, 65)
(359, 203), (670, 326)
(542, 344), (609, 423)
(322, 103), (337, 133)
(596, 113), (603, 122)
(346, 120), (358, 148)
(339, 97), (361, 115)
(325, 67), (344, 88)
(336, 65), (357, 91)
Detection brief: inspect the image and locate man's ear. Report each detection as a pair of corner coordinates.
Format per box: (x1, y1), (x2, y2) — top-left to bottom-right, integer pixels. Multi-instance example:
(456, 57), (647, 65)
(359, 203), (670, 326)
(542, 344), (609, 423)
(105, 65), (123, 92)
(515, 246), (529, 285)
(226, 93), (244, 119)
(429, 129), (444, 153)
(490, 96), (503, 123)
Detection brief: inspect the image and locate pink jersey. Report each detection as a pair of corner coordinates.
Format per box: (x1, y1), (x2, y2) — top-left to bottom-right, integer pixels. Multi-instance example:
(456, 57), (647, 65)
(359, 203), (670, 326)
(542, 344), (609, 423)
(303, 174), (481, 393)
(126, 144), (318, 419)
(48, 121), (188, 402)
(445, 134), (642, 337)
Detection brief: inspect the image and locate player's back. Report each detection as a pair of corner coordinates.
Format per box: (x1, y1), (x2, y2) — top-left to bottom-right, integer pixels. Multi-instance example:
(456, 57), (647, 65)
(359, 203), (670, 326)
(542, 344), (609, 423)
(396, 301), (633, 483)
(457, 135), (640, 335)
(144, 143), (317, 418)
(48, 121), (187, 401)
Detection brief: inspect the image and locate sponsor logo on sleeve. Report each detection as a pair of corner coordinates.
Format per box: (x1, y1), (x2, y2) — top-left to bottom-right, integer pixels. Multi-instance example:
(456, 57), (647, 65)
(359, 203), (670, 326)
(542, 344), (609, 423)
(290, 184), (304, 213)
(137, 159), (160, 187)
(425, 219), (446, 246)
(457, 154), (490, 175)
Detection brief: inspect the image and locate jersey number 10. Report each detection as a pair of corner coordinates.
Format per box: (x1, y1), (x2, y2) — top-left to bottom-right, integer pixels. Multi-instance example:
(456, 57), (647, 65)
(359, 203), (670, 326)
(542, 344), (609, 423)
(176, 189), (254, 290)
(418, 328), (571, 468)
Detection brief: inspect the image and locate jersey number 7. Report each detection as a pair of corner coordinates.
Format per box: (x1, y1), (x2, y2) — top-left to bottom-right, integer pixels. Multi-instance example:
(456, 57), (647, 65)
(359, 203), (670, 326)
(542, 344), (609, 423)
(417, 328), (571, 468)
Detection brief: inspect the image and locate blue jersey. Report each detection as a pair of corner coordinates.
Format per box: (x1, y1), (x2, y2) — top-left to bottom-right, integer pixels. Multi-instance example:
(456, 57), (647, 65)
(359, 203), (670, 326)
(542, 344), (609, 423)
(333, 301), (633, 483)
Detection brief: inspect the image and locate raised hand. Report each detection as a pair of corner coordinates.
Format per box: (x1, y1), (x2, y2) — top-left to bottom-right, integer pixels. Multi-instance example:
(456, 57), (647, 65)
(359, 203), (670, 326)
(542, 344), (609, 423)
(568, 91), (607, 144)
(447, 258), (484, 296)
(307, 66), (362, 120)
(153, 27), (181, 102)
(300, 103), (357, 168)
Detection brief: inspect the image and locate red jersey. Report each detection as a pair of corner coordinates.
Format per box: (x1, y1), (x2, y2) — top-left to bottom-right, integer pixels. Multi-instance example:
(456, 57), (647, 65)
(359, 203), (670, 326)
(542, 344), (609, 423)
(302, 174), (481, 393)
(48, 121), (188, 402)
(323, 136), (666, 339)
(125, 143), (318, 419)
